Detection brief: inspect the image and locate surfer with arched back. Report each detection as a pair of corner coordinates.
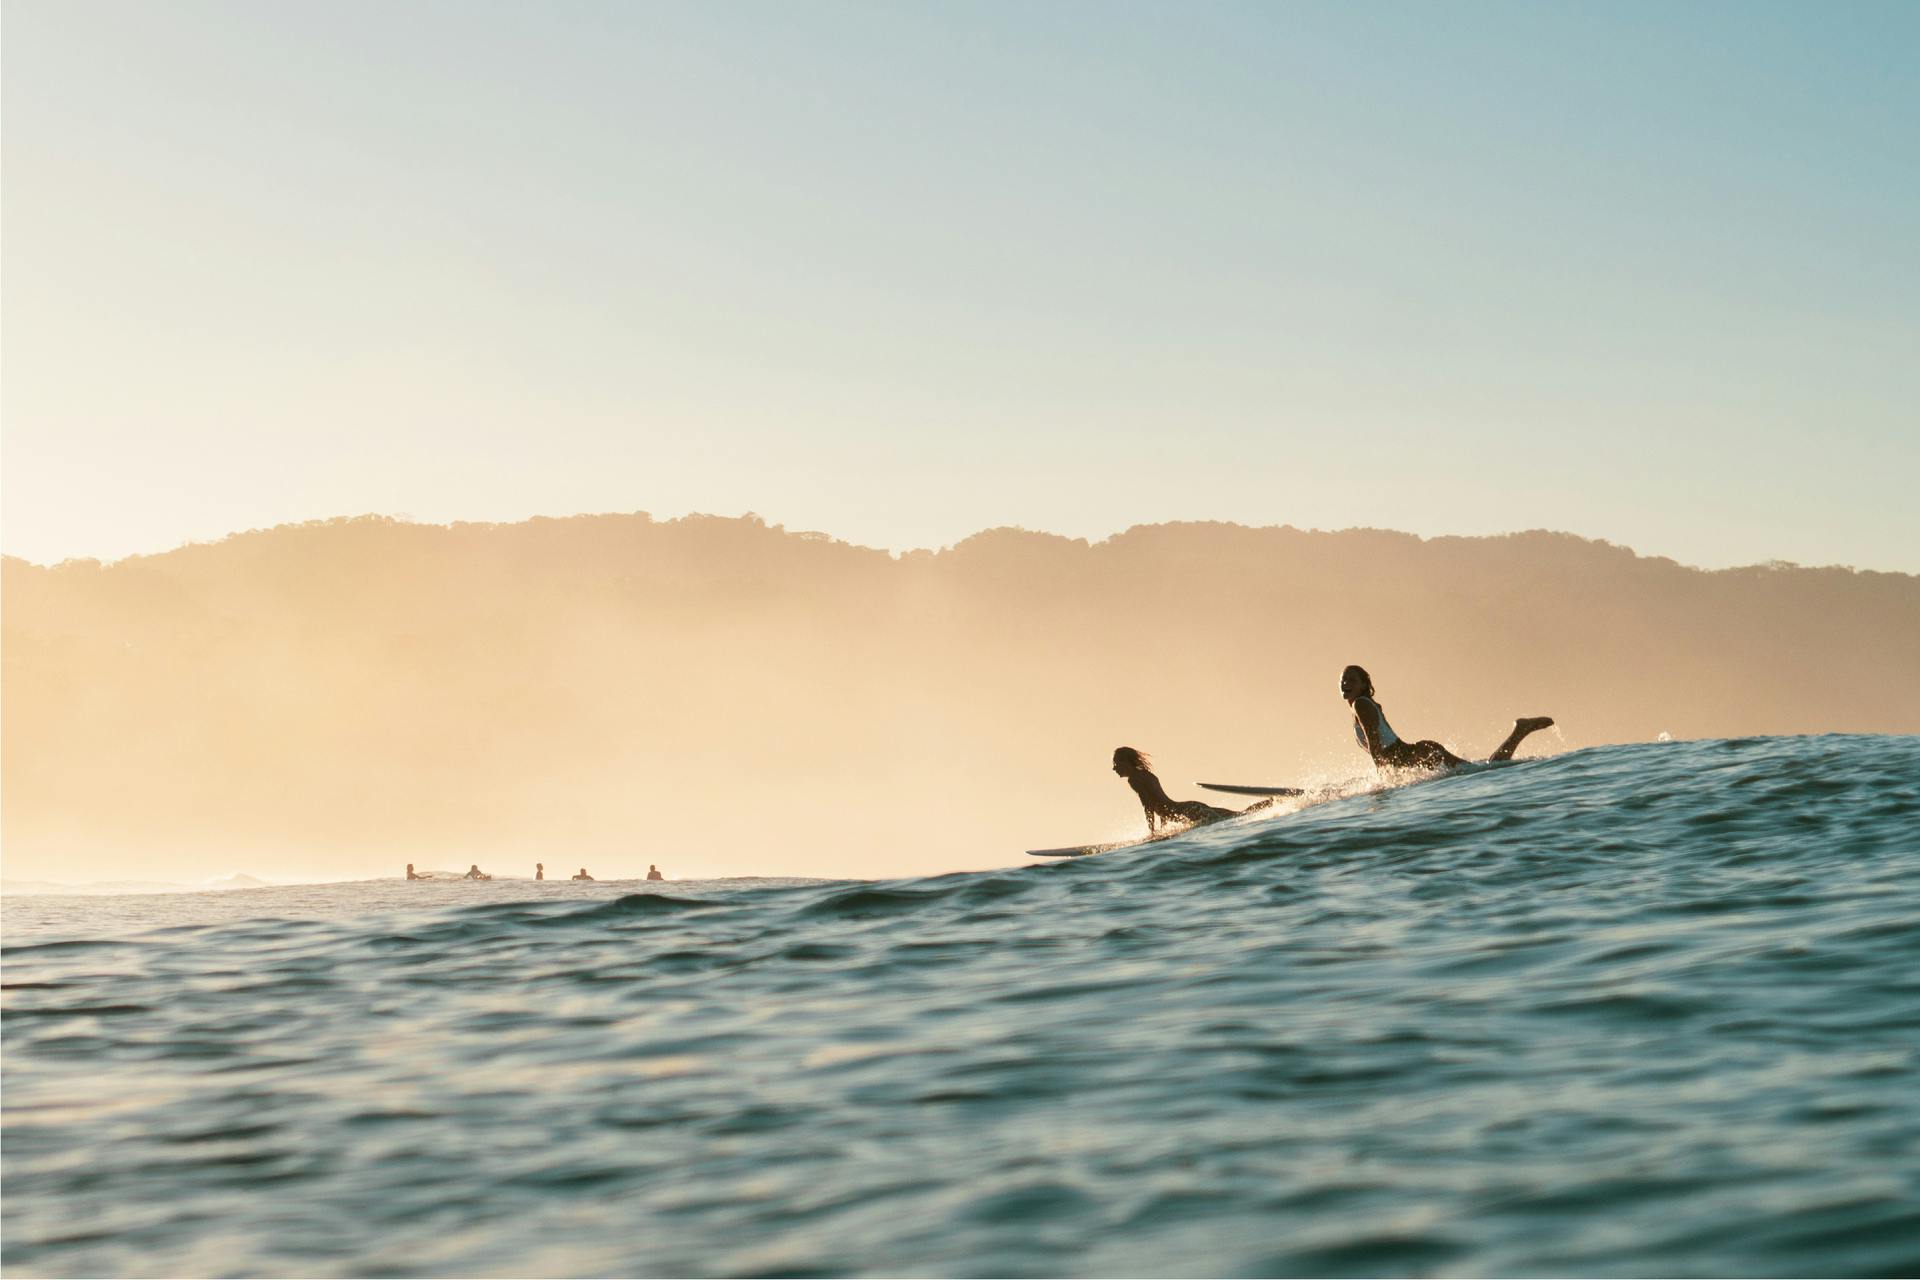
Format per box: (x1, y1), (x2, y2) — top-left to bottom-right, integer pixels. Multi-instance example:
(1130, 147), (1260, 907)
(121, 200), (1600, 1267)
(1341, 665), (1553, 771)
(1112, 747), (1237, 835)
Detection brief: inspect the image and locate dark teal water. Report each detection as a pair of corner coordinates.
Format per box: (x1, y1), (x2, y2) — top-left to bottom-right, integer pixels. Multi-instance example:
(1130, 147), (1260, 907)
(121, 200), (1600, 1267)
(5, 735), (1918, 1277)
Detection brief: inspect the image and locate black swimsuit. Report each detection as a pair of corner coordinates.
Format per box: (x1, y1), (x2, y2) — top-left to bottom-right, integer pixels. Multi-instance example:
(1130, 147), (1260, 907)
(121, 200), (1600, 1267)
(1381, 738), (1463, 770)
(1355, 697), (1463, 770)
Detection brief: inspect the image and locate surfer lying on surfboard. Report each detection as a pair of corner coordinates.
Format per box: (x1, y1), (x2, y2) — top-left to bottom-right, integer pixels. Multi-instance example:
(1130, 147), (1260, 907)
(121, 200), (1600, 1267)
(1113, 747), (1238, 835)
(1342, 665), (1553, 771)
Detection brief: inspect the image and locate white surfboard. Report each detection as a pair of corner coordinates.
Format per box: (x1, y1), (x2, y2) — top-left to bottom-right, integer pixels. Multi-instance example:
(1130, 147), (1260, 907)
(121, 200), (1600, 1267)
(1024, 842), (1134, 858)
(1197, 782), (1305, 797)
(1026, 823), (1208, 858)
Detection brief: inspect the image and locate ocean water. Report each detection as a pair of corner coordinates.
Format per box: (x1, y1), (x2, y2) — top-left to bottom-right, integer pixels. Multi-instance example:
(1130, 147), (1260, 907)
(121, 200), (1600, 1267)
(4, 734), (1918, 1278)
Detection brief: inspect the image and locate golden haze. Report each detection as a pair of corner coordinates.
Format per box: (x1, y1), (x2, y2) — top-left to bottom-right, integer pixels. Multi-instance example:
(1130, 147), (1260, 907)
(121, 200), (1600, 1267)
(4, 514), (1917, 884)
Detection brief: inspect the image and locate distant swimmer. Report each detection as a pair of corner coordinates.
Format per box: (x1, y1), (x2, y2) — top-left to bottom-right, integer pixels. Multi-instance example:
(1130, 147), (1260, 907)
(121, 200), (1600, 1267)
(406, 863), (432, 881)
(536, 863), (544, 881)
(464, 864), (492, 881)
(1112, 747), (1237, 836)
(571, 868), (594, 881)
(646, 865), (664, 882)
(1341, 665), (1554, 772)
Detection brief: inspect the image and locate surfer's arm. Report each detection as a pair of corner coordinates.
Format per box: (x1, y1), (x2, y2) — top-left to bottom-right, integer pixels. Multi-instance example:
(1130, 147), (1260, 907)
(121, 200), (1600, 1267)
(1352, 699), (1387, 761)
(1132, 772), (1179, 831)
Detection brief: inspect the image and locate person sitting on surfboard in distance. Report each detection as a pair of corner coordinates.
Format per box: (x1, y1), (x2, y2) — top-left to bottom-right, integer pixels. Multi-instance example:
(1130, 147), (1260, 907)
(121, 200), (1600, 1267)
(535, 862), (544, 881)
(1112, 747), (1237, 835)
(571, 867), (594, 881)
(463, 864), (492, 881)
(1341, 664), (1553, 771)
(406, 863), (430, 881)
(646, 865), (664, 881)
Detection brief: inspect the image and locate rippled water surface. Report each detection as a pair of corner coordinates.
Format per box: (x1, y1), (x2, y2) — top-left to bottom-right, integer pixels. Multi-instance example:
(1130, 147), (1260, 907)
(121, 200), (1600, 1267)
(6, 735), (1919, 1277)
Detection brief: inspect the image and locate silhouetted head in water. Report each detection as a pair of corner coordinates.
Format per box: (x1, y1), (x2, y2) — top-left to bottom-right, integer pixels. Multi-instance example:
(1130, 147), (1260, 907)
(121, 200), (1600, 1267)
(1112, 746), (1150, 777)
(1340, 665), (1374, 701)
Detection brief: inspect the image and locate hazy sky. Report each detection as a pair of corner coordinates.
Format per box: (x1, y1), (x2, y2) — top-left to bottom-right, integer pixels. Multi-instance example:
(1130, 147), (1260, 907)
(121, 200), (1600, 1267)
(5, 0), (1916, 570)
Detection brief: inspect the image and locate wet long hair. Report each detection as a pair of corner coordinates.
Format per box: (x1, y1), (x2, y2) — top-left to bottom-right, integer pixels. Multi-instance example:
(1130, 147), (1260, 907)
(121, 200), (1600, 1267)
(1341, 665), (1375, 699)
(1112, 746), (1151, 772)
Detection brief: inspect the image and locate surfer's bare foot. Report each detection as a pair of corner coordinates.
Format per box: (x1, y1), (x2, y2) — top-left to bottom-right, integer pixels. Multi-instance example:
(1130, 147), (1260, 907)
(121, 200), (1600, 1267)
(1490, 716), (1555, 762)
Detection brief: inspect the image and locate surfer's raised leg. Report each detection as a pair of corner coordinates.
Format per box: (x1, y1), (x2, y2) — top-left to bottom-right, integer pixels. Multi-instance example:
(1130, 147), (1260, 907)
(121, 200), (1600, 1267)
(1489, 716), (1554, 762)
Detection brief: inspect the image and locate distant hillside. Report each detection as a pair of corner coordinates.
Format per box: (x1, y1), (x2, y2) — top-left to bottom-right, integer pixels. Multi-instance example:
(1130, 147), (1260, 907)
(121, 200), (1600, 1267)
(5, 513), (1917, 882)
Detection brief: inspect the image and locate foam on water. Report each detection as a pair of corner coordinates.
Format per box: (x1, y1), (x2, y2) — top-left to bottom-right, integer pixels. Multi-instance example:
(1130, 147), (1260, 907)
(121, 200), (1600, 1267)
(5, 735), (1919, 1277)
